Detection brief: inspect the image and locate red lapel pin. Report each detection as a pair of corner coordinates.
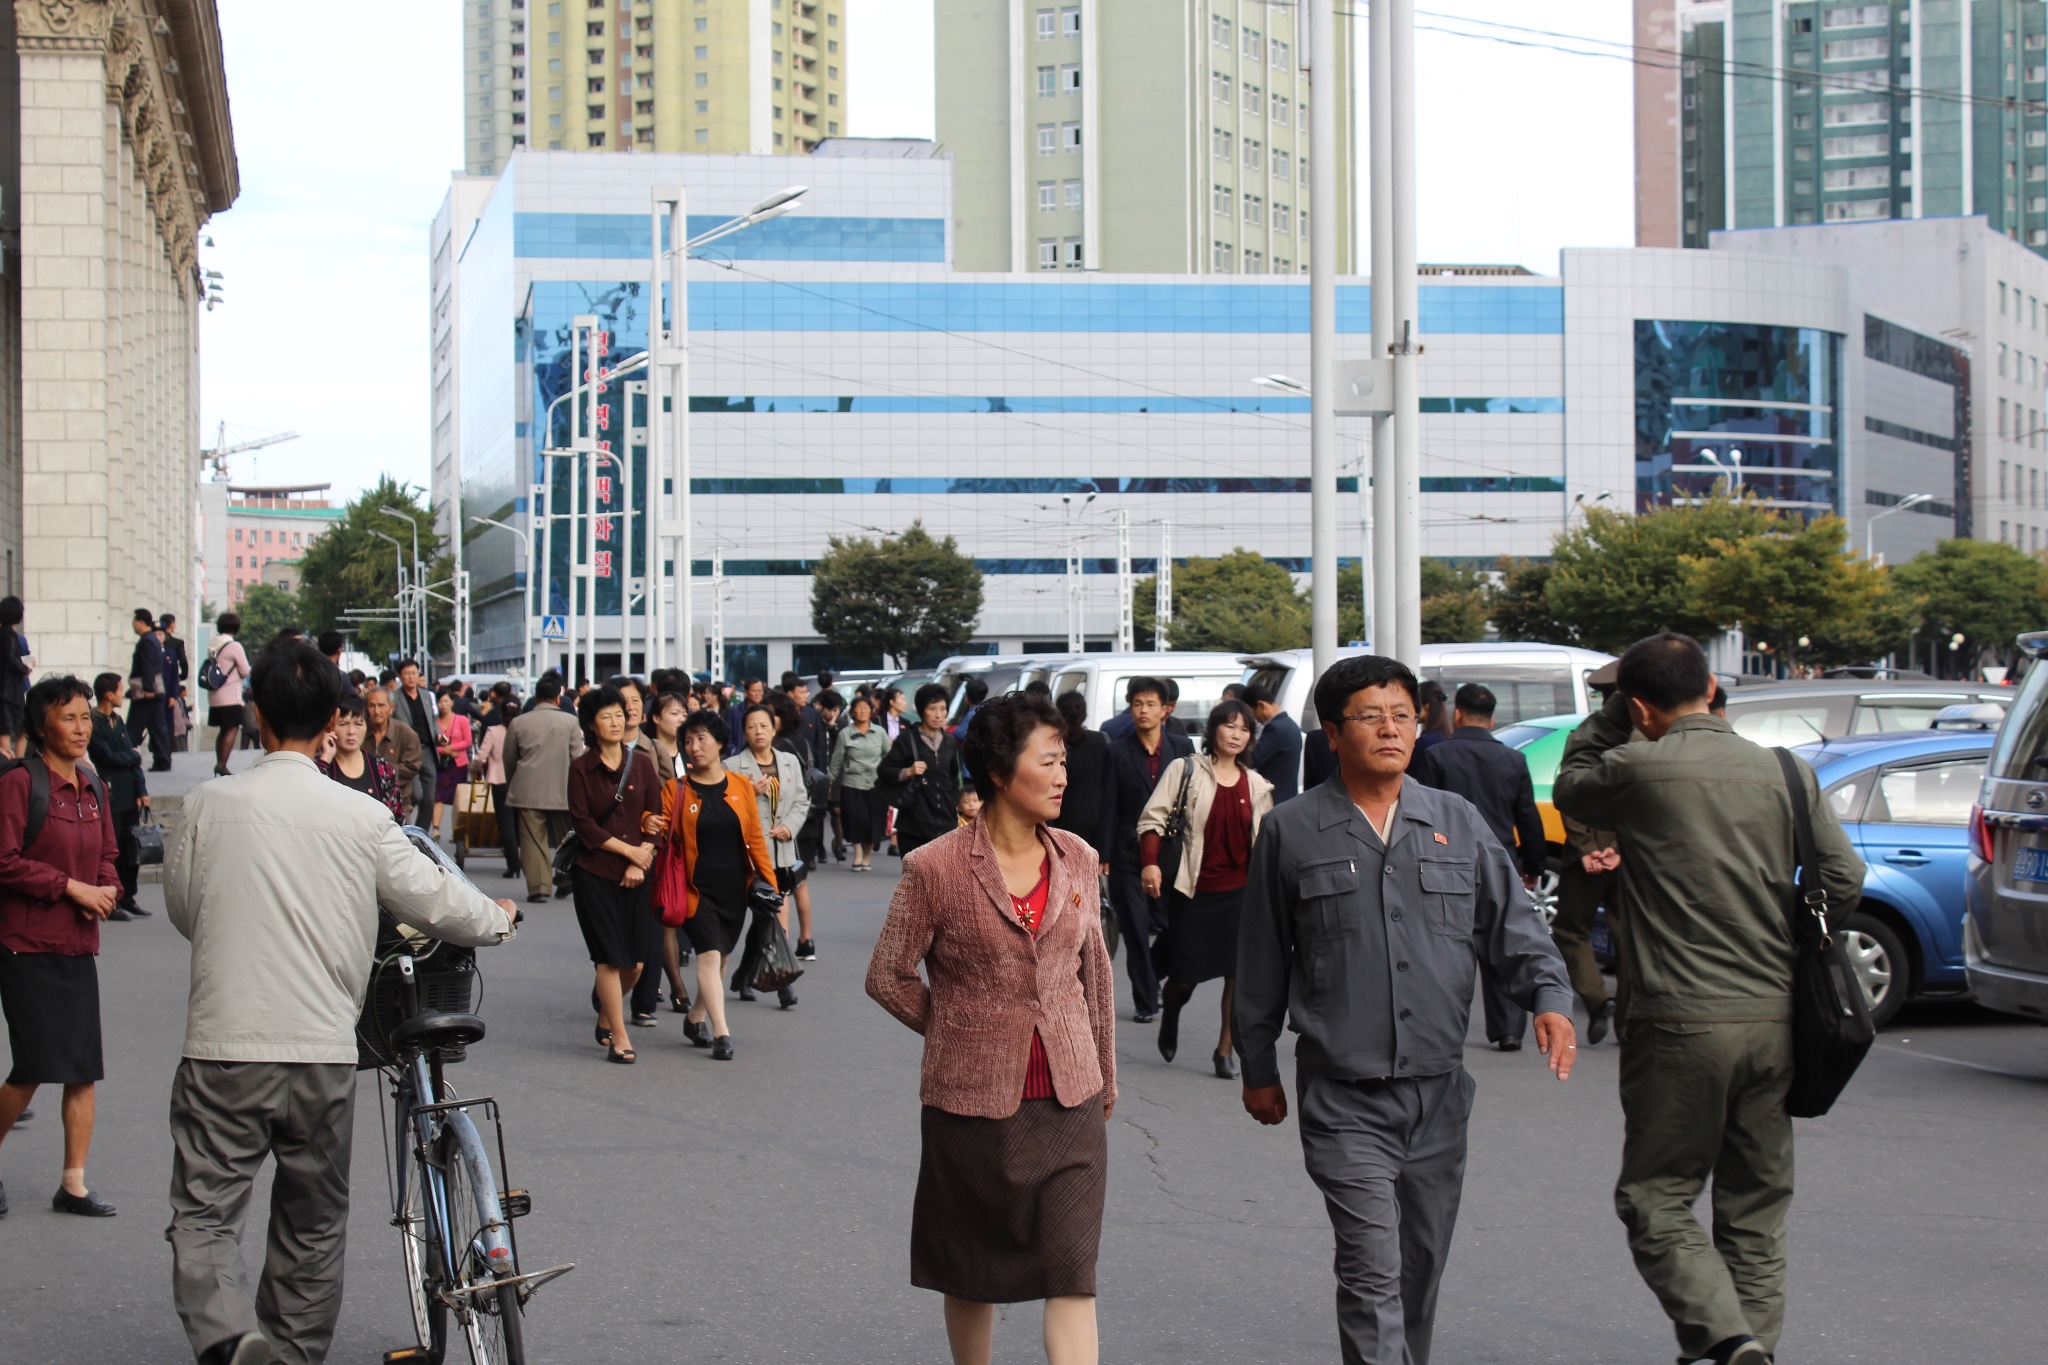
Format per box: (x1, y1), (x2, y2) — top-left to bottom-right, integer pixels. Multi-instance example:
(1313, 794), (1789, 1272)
(1433, 832), (1448, 844)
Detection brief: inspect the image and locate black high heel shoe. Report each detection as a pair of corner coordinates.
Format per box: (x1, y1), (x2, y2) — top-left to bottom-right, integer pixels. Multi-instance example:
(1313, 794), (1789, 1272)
(1213, 1051), (1236, 1080)
(684, 1018), (712, 1047)
(1157, 1001), (1182, 1063)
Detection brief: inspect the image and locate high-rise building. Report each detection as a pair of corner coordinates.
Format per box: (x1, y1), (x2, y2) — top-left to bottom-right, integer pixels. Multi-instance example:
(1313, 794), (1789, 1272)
(937, 0), (1355, 273)
(463, 0), (849, 175)
(1636, 0), (2048, 255)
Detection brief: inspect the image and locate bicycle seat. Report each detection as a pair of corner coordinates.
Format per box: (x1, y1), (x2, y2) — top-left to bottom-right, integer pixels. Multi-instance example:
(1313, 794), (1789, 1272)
(388, 1011), (487, 1056)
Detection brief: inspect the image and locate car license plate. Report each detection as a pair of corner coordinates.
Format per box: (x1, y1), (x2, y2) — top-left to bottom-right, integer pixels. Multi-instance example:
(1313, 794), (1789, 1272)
(2012, 847), (2048, 884)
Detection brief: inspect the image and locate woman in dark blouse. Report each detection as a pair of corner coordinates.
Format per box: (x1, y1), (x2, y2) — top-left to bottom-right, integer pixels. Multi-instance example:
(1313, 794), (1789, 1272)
(567, 686), (666, 1064)
(0, 675), (123, 1217)
(316, 692), (405, 823)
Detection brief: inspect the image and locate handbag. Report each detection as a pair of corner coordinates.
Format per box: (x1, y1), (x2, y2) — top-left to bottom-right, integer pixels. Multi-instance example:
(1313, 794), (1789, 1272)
(132, 809), (164, 866)
(551, 753), (638, 895)
(1772, 747), (1876, 1118)
(1152, 758), (1197, 896)
(1099, 874), (1120, 960)
(652, 842), (692, 928)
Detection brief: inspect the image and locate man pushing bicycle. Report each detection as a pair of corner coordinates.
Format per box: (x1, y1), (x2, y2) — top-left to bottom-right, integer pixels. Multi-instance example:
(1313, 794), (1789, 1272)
(164, 640), (517, 1365)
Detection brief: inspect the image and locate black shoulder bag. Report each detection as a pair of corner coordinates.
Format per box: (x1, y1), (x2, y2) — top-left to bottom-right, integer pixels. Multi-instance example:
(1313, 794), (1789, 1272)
(552, 753), (637, 895)
(1153, 758), (1197, 895)
(1773, 747), (1876, 1118)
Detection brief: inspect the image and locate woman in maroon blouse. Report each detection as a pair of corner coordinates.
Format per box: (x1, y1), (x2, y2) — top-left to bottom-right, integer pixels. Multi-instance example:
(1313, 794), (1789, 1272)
(567, 685), (665, 1063)
(0, 675), (122, 1217)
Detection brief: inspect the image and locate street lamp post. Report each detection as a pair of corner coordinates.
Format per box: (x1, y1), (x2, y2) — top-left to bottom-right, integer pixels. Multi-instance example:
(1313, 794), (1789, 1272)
(1866, 493), (1934, 562)
(366, 527), (406, 663)
(379, 506), (424, 666)
(471, 515), (534, 680)
(1305, 0), (1340, 676)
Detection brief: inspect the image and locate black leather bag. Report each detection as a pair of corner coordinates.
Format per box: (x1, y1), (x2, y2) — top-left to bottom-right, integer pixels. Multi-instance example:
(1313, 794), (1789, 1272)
(1773, 748), (1876, 1118)
(1152, 759), (1197, 896)
(1099, 874), (1120, 959)
(551, 754), (636, 895)
(132, 809), (164, 866)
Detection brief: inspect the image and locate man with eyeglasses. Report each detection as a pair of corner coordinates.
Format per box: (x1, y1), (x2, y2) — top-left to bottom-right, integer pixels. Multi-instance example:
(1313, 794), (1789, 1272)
(1236, 653), (1575, 1365)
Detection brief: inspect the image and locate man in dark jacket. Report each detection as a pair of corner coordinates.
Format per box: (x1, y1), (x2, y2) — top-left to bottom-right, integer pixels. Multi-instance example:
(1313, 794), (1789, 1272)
(1245, 684), (1303, 802)
(1096, 677), (1193, 1022)
(91, 671), (151, 919)
(127, 608), (172, 770)
(1412, 683), (1550, 1051)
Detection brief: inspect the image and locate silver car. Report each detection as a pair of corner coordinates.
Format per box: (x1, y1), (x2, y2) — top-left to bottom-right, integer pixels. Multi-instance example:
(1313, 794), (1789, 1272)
(1964, 633), (2048, 1021)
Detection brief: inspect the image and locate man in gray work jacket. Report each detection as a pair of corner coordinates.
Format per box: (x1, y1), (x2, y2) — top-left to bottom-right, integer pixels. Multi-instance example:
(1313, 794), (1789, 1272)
(1554, 633), (1863, 1365)
(1236, 653), (1577, 1365)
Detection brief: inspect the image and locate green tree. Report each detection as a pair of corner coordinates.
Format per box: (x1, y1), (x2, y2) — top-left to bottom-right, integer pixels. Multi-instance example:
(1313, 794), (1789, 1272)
(295, 477), (451, 665)
(232, 583), (303, 652)
(1891, 538), (2048, 672)
(1544, 496), (1777, 653)
(1133, 548), (1309, 652)
(1685, 513), (1912, 670)
(810, 520), (983, 667)
(1419, 559), (1490, 643)
(1490, 557), (1573, 644)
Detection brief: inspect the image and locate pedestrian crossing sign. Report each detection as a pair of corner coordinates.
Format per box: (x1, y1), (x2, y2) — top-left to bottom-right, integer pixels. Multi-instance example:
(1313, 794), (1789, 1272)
(541, 615), (567, 640)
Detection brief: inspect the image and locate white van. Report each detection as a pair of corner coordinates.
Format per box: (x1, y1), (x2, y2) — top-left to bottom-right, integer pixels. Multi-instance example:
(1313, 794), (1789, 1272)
(1041, 651), (1253, 737)
(1240, 642), (1617, 728)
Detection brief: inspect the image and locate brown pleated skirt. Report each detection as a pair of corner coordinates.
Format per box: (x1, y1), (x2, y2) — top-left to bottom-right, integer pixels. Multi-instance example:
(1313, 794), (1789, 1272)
(911, 1093), (1107, 1303)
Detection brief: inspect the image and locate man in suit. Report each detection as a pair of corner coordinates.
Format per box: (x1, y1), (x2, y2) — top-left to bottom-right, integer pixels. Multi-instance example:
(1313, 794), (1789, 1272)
(394, 659), (442, 822)
(504, 671), (586, 902)
(1096, 676), (1193, 1022)
(128, 608), (173, 771)
(1245, 683), (1304, 802)
(160, 613), (191, 751)
(1412, 682), (1550, 1051)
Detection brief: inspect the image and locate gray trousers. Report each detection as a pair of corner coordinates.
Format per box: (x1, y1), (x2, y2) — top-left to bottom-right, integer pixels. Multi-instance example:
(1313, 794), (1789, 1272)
(167, 1058), (356, 1365)
(1298, 1067), (1475, 1365)
(516, 808), (574, 899)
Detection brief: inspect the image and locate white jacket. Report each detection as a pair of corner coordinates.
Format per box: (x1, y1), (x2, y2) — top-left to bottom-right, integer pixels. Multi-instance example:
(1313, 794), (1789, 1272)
(1134, 755), (1275, 899)
(166, 750), (515, 1064)
(729, 745), (810, 868)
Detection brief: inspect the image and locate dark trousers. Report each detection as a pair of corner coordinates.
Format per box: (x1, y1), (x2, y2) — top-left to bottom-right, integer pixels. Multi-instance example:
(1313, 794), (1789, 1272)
(1298, 1067), (1474, 1365)
(1550, 863), (1615, 1015)
(630, 900), (670, 1015)
(128, 699), (170, 768)
(1479, 968), (1527, 1043)
(1107, 861), (1162, 1016)
(167, 1058), (356, 1365)
(491, 782), (519, 875)
(111, 806), (140, 903)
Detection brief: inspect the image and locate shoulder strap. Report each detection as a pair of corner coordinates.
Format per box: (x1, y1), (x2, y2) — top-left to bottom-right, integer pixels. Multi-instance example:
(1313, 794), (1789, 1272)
(1772, 747), (1829, 945)
(24, 757), (49, 847)
(1163, 757), (1196, 835)
(610, 749), (635, 807)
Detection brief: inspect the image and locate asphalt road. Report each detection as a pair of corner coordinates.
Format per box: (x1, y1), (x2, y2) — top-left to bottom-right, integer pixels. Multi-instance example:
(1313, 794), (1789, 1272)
(2, 852), (2044, 1363)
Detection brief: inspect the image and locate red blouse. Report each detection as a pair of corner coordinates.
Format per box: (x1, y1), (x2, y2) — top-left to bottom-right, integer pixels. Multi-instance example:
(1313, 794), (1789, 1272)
(0, 760), (120, 956)
(1008, 858), (1056, 1101)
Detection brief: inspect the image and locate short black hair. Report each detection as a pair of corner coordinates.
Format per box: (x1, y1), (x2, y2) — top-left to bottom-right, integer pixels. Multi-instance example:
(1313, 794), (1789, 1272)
(134, 608), (156, 627)
(1241, 683), (1276, 708)
(1221, 682), (1245, 700)
(1055, 689), (1088, 735)
(816, 689), (844, 711)
(397, 658), (420, 674)
(92, 672), (123, 701)
(1452, 683), (1496, 718)
(1022, 679), (1051, 699)
(914, 681), (949, 712)
(816, 669), (835, 687)
(0, 596), (22, 627)
(961, 676), (990, 705)
(26, 675), (94, 743)
(535, 672), (564, 701)
(216, 610), (241, 636)
(317, 630), (346, 656)
(1126, 676), (1167, 705)
(780, 670), (802, 690)
(250, 641), (346, 741)
(1203, 699), (1259, 756)
(335, 691), (368, 721)
(1312, 654), (1420, 728)
(1616, 632), (1713, 711)
(161, 613), (177, 628)
(961, 691), (1064, 802)
(682, 708), (728, 749)
(577, 685), (626, 743)
(606, 674), (644, 703)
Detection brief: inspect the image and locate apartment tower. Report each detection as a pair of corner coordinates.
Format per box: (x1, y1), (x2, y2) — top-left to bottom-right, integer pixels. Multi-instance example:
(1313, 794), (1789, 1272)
(1638, 0), (2048, 253)
(937, 0), (1355, 273)
(462, 0), (848, 173)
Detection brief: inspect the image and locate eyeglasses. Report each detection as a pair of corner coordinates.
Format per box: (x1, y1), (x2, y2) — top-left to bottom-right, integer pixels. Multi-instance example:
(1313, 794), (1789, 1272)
(1338, 711), (1416, 729)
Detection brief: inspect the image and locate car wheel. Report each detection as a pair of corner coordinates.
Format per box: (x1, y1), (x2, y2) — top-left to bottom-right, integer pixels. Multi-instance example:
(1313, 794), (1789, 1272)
(1529, 856), (1562, 929)
(1843, 912), (1909, 1029)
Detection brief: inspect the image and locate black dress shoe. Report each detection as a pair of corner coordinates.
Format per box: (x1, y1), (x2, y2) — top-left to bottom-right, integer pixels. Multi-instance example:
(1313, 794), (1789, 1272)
(1495, 1037), (1523, 1052)
(710, 1034), (734, 1060)
(1588, 999), (1616, 1046)
(52, 1186), (116, 1216)
(1133, 1011), (1156, 1024)
(736, 984), (758, 1002)
(685, 1019), (713, 1047)
(526, 893), (550, 904)
(1157, 1004), (1181, 1063)
(1213, 1051), (1236, 1079)
(121, 900), (152, 917)
(0, 1179), (9, 1216)
(777, 987), (798, 1009)
(106, 906), (133, 922)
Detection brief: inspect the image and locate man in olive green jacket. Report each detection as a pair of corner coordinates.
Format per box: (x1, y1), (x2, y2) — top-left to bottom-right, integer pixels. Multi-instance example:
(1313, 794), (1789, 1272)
(1554, 633), (1863, 1365)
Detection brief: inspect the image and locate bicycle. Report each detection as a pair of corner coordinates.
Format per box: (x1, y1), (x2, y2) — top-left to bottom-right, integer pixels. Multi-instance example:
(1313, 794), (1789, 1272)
(361, 830), (573, 1365)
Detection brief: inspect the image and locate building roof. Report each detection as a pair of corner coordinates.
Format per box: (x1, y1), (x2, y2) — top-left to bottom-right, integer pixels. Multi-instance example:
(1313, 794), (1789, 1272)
(164, 1), (240, 214)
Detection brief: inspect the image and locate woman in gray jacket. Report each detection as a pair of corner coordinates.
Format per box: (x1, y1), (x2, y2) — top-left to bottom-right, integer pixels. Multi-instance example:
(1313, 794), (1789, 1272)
(730, 703), (808, 1007)
(826, 693), (889, 872)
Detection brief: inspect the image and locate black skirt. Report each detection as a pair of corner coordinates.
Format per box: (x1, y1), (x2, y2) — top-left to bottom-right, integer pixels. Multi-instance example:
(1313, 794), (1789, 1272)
(683, 867), (751, 957)
(912, 1095), (1108, 1303)
(570, 865), (659, 968)
(1163, 886), (1247, 985)
(840, 784), (884, 844)
(0, 947), (104, 1086)
(208, 704), (245, 730)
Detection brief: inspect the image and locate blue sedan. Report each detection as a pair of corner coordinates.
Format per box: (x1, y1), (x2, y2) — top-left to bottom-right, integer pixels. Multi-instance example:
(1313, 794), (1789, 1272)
(1792, 730), (1993, 1028)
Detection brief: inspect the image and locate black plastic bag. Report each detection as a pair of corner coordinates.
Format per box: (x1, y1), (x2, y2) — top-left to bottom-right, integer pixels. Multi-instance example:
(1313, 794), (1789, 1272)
(751, 910), (806, 993)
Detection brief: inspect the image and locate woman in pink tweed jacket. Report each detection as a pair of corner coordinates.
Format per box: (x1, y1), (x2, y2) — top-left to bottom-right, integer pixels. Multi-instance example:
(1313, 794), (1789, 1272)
(866, 690), (1117, 1365)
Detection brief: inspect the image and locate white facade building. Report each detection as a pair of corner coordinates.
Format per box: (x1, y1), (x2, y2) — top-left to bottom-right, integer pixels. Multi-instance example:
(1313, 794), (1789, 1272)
(432, 150), (1971, 679)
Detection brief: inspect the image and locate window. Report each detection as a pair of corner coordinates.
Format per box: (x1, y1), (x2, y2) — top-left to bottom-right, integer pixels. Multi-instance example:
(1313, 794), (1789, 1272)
(695, 44), (708, 58)
(588, 48), (603, 63)
(695, 15), (706, 28)
(1211, 13), (1231, 46)
(772, 77), (783, 90)
(1274, 149), (1291, 181)
(2002, 281), (2009, 314)
(1823, 165), (1890, 189)
(695, 127), (709, 142)
(828, 11), (838, 24)
(1272, 94), (1290, 127)
(1038, 180), (1057, 212)
(1243, 138), (1262, 171)
(2002, 403), (2011, 441)
(1062, 63), (1081, 93)
(1864, 758), (1983, 827)
(828, 92), (837, 106)
(1038, 65), (1055, 97)
(1823, 100), (1887, 126)
(1063, 236), (1083, 268)
(827, 120), (838, 133)
(549, 111), (563, 127)
(588, 103), (605, 118)
(588, 130), (604, 146)
(1244, 84), (1262, 116)
(1821, 37), (1889, 61)
(1794, 143), (1815, 162)
(1064, 179), (1082, 210)
(1213, 128), (1233, 159)
(1213, 184), (1233, 216)
(1300, 158), (1309, 189)
(1038, 123), (1057, 154)
(548, 57), (563, 72)
(1038, 237), (1058, 269)
(1792, 112), (1814, 130)
(233, 528), (242, 542)
(2002, 343), (2009, 377)
(1062, 121), (1081, 150)
(1061, 6), (1078, 37)
(1213, 241), (1235, 272)
(588, 77), (605, 92)
(1823, 5), (1890, 27)
(694, 71), (707, 86)
(1243, 28), (1262, 61)
(1212, 71), (1231, 103)
(1243, 194), (1263, 226)
(1274, 203), (1292, 234)
(695, 99), (708, 112)
(1793, 177), (1814, 195)
(1245, 249), (1265, 273)
(1037, 9), (1055, 40)
(773, 105), (783, 119)
(771, 20), (782, 34)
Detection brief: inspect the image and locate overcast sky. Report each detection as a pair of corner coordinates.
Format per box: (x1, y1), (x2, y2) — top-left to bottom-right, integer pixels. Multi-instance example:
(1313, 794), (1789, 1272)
(197, 0), (1632, 500)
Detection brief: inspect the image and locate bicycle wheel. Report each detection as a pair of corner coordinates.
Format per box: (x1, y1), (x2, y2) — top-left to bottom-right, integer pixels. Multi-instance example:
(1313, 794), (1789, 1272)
(397, 1123), (449, 1359)
(440, 1129), (526, 1365)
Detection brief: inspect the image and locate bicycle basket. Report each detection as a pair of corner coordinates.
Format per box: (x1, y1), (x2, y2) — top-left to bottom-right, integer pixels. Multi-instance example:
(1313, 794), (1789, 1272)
(355, 935), (479, 1070)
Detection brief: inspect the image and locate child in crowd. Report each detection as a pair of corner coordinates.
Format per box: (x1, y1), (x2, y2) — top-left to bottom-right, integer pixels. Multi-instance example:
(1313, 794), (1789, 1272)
(955, 786), (982, 828)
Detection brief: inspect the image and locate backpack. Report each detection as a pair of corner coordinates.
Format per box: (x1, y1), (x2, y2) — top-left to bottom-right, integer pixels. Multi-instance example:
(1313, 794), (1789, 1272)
(0, 752), (107, 846)
(198, 641), (231, 693)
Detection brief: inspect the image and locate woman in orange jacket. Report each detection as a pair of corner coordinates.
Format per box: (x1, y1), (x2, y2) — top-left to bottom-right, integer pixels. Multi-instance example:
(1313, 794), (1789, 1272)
(662, 709), (775, 1060)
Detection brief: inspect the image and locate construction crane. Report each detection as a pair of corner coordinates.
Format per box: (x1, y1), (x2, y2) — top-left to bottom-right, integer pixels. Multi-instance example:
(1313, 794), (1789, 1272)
(201, 423), (299, 482)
